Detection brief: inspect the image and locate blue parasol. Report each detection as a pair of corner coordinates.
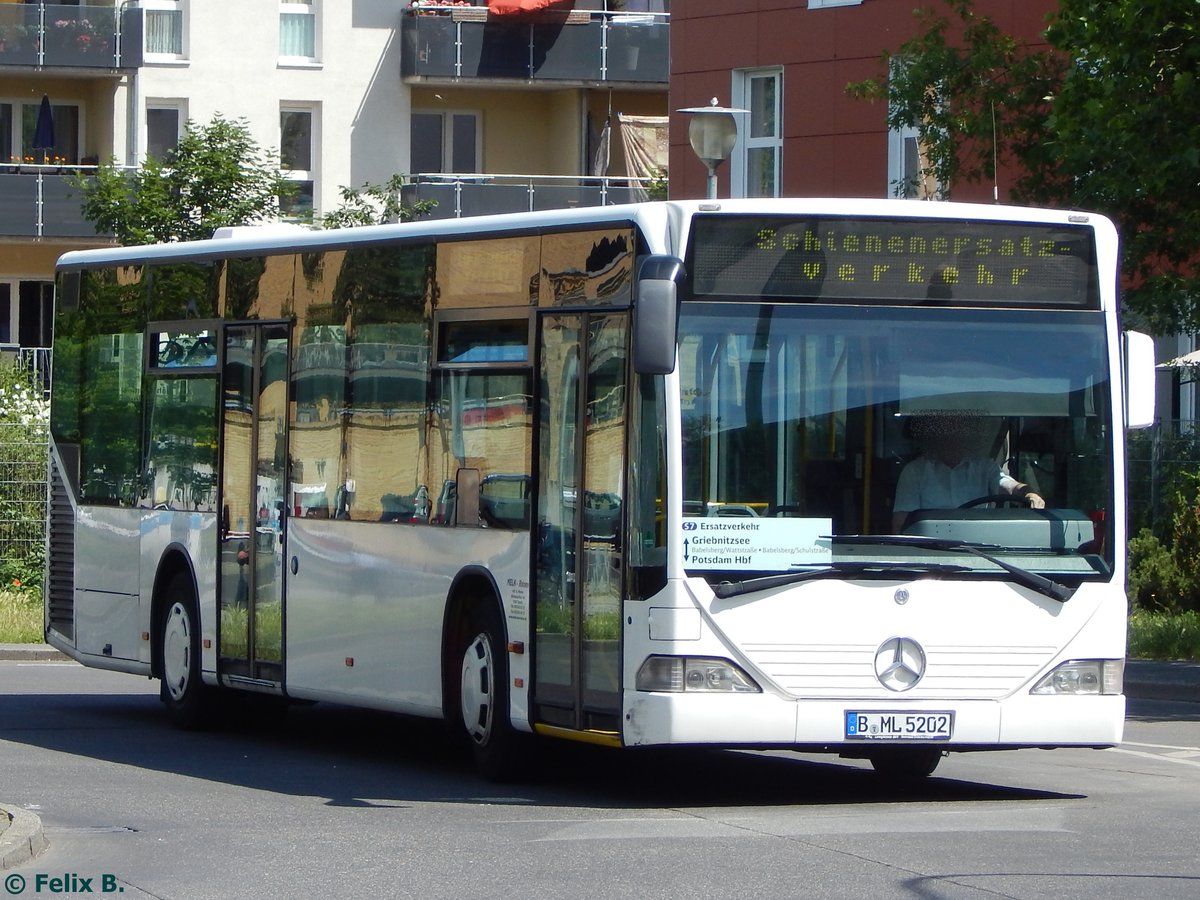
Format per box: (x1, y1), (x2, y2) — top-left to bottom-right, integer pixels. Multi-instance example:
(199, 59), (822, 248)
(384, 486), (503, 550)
(32, 95), (55, 159)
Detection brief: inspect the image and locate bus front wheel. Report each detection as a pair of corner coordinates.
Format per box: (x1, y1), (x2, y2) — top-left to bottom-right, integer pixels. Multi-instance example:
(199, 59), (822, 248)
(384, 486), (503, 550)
(159, 573), (213, 730)
(458, 604), (524, 781)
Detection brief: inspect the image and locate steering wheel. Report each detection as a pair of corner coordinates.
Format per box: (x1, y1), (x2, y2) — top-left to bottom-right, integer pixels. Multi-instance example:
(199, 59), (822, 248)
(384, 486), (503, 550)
(766, 504), (805, 518)
(958, 494), (1027, 509)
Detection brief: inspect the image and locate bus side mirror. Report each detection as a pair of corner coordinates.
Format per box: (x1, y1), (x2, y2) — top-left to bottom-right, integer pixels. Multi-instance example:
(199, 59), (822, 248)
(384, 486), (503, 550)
(1124, 330), (1156, 429)
(633, 255), (684, 375)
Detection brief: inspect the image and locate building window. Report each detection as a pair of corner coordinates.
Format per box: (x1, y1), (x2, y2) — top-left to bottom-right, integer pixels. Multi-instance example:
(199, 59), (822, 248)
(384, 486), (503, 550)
(144, 1), (185, 58)
(0, 281), (54, 349)
(886, 61), (942, 200)
(731, 68), (782, 198)
(807, 0), (863, 8)
(280, 107), (316, 217)
(888, 123), (939, 199)
(280, 0), (317, 62)
(411, 111), (480, 174)
(146, 103), (185, 161)
(2, 101), (81, 164)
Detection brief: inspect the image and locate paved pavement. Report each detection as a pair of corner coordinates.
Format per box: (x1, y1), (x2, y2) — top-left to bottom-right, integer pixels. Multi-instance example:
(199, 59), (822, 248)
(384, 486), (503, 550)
(0, 644), (1196, 870)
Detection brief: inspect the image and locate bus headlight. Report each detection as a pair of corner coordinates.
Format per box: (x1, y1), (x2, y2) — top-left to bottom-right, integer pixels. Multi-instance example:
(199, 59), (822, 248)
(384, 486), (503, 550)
(636, 656), (760, 693)
(1030, 659), (1123, 695)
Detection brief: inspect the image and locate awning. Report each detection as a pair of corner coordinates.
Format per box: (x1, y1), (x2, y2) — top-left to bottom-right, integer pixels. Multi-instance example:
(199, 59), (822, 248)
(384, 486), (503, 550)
(1156, 349), (1200, 369)
(487, 0), (575, 15)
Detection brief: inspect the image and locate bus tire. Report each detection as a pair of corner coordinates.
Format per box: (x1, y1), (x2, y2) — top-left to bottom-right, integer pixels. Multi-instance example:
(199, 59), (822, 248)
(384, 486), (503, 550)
(159, 573), (213, 730)
(457, 603), (525, 781)
(868, 747), (943, 778)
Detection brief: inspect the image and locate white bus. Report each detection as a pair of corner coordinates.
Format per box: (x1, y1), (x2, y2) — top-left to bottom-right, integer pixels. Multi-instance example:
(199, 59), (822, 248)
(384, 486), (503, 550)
(46, 199), (1156, 779)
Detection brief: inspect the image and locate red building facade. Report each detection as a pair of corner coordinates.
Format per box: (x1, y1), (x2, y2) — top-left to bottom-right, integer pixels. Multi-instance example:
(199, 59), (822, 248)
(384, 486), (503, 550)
(669, 0), (1054, 202)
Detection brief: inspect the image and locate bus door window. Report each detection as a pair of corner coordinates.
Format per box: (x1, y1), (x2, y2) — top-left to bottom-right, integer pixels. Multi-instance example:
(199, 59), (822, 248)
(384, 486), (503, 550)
(219, 323), (289, 682)
(534, 312), (626, 732)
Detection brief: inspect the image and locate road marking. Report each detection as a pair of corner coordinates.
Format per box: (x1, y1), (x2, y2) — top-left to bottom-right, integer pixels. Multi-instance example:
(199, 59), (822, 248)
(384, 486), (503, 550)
(1122, 740), (1200, 753)
(1107, 747), (1200, 769)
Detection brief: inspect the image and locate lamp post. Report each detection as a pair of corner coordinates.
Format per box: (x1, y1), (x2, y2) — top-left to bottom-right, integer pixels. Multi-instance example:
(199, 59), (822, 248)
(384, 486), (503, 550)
(677, 98), (747, 200)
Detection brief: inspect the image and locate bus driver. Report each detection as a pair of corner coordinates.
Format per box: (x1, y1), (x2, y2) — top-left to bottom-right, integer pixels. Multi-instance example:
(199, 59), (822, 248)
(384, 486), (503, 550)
(891, 414), (1045, 532)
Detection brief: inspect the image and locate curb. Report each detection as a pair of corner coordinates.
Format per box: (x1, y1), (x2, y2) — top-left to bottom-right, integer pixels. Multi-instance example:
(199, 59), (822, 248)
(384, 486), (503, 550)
(1124, 660), (1200, 705)
(0, 644), (68, 662)
(0, 806), (48, 870)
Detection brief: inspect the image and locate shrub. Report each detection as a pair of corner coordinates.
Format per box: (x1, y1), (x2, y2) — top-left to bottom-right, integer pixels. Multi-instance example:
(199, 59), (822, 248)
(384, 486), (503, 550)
(1128, 610), (1200, 661)
(1127, 529), (1188, 613)
(0, 361), (49, 593)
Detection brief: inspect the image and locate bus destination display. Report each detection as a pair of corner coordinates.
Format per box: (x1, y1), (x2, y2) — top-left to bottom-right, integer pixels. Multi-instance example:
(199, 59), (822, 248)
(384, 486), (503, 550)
(688, 215), (1098, 308)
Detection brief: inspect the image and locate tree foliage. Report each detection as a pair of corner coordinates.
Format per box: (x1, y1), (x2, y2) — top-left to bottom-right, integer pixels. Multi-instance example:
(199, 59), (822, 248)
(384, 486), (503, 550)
(75, 115), (294, 246)
(319, 174), (437, 229)
(847, 0), (1200, 334)
(846, 0), (1061, 200)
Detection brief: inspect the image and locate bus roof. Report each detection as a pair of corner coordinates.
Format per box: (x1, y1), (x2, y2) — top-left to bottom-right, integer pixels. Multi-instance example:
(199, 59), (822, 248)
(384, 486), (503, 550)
(53, 198), (1113, 271)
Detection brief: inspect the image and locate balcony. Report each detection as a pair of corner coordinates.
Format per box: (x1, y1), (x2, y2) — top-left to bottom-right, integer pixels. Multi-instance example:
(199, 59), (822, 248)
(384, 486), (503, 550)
(0, 166), (105, 239)
(401, 5), (667, 86)
(0, 3), (144, 71)
(399, 173), (659, 220)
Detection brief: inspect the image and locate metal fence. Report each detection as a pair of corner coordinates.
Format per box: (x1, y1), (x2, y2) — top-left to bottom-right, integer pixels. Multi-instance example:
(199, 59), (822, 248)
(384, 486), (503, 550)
(1127, 419), (1200, 537)
(0, 421), (47, 586)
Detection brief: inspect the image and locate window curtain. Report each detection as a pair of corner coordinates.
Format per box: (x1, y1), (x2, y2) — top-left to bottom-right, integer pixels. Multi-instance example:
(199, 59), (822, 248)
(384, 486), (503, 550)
(280, 9), (314, 58)
(618, 113), (667, 199)
(146, 10), (182, 55)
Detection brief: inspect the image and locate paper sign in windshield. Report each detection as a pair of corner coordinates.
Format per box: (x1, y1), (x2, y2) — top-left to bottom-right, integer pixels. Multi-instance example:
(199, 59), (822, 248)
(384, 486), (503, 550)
(681, 518), (832, 570)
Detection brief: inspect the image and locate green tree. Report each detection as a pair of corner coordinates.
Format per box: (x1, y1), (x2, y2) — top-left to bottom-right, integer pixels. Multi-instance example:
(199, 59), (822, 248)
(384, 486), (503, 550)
(847, 0), (1200, 334)
(75, 115), (294, 245)
(319, 174), (436, 229)
(846, 0), (1060, 200)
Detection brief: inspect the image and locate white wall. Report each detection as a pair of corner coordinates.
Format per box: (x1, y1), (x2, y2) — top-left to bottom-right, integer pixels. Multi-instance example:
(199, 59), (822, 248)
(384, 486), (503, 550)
(119, 0), (409, 217)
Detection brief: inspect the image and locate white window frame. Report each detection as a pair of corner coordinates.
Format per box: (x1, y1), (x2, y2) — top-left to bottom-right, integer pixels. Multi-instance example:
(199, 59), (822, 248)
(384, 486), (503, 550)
(143, 0), (187, 62)
(280, 104), (318, 218)
(410, 110), (482, 175)
(886, 60), (944, 200)
(0, 282), (15, 348)
(807, 0), (863, 8)
(730, 68), (783, 199)
(279, 0), (320, 65)
(145, 100), (186, 162)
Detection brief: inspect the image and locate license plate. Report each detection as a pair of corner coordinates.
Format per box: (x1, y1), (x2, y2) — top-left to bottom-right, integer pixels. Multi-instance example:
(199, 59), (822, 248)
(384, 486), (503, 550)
(845, 710), (954, 741)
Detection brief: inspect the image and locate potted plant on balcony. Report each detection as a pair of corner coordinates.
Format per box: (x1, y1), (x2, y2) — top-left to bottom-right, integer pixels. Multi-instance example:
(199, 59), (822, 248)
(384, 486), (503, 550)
(48, 17), (112, 58)
(0, 23), (34, 53)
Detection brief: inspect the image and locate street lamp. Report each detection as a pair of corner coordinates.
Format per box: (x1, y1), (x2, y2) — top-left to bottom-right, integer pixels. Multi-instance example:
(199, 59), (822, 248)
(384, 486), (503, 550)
(677, 98), (747, 200)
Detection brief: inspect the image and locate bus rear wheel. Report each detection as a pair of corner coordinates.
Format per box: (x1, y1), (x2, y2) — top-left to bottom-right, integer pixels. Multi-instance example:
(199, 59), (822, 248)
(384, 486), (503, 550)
(458, 604), (524, 781)
(159, 573), (213, 730)
(867, 747), (943, 778)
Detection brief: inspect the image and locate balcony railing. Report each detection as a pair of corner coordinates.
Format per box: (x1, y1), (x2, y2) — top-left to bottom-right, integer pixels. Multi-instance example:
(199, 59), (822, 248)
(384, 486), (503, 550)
(0, 165), (106, 239)
(401, 4), (667, 84)
(0, 3), (144, 70)
(399, 173), (659, 220)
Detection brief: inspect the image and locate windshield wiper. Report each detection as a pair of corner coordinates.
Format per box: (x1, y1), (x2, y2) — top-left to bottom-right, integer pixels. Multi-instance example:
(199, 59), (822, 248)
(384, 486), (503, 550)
(712, 560), (971, 600)
(832, 534), (1075, 603)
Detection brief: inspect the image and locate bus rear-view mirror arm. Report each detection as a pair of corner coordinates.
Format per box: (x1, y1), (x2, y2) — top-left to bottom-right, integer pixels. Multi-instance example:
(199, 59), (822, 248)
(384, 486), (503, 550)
(633, 255), (684, 375)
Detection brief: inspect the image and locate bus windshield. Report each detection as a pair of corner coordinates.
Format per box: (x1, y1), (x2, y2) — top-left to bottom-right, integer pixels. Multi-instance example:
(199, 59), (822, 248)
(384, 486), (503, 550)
(678, 303), (1113, 581)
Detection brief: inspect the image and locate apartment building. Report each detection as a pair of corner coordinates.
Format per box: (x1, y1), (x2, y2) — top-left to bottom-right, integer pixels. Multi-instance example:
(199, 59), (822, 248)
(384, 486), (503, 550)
(0, 0), (669, 362)
(668, 0), (1051, 202)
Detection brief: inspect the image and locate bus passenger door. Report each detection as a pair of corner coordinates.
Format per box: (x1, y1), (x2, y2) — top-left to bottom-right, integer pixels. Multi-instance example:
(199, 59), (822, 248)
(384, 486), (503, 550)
(219, 323), (290, 685)
(534, 313), (627, 734)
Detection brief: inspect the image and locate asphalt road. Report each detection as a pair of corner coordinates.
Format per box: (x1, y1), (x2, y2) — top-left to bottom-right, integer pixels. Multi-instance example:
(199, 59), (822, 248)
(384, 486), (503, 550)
(1, 661), (1198, 900)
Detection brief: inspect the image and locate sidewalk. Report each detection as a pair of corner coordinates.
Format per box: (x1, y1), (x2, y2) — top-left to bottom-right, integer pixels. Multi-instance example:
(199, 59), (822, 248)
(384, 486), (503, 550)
(0, 806), (47, 870)
(0, 644), (67, 662)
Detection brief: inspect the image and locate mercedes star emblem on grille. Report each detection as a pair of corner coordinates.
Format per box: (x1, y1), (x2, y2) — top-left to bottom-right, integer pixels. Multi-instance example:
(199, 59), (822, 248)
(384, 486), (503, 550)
(875, 636), (926, 691)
